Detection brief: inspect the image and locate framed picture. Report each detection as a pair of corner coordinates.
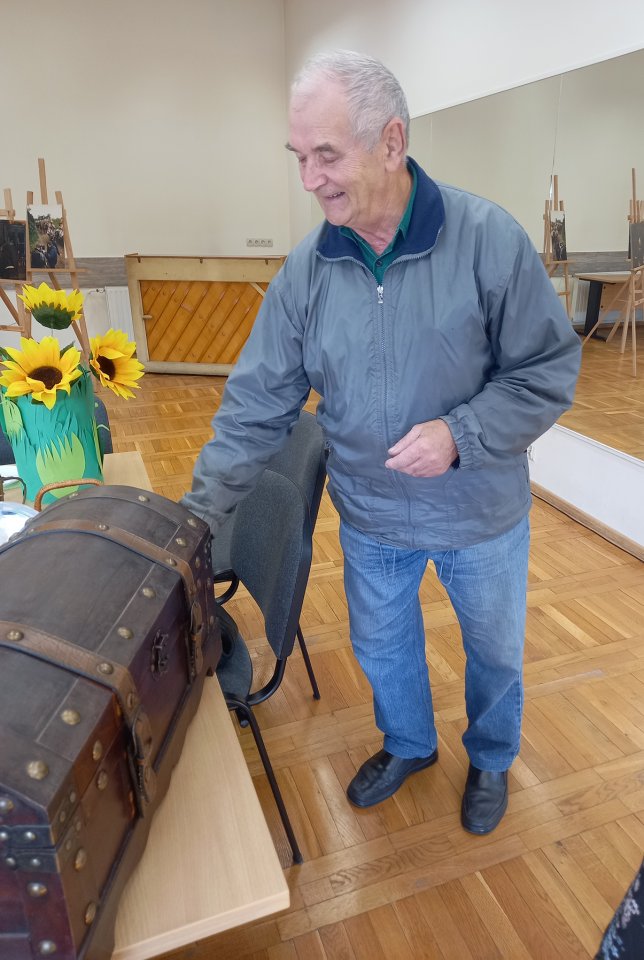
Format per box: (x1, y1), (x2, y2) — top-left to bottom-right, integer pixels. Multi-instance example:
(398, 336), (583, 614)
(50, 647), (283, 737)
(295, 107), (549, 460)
(630, 221), (644, 269)
(27, 203), (65, 271)
(0, 220), (28, 282)
(550, 210), (567, 262)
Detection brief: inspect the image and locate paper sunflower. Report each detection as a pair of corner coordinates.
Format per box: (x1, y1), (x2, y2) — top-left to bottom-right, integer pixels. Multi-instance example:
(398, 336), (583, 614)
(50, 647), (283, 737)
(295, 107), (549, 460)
(0, 337), (82, 410)
(18, 282), (84, 330)
(90, 329), (144, 399)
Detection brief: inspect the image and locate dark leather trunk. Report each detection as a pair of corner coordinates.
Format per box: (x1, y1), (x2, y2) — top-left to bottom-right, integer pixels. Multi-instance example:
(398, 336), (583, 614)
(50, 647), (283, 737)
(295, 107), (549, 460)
(0, 485), (221, 960)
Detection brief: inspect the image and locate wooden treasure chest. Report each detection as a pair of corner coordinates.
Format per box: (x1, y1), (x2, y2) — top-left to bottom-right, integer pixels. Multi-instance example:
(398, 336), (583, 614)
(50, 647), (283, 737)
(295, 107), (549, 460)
(0, 485), (221, 960)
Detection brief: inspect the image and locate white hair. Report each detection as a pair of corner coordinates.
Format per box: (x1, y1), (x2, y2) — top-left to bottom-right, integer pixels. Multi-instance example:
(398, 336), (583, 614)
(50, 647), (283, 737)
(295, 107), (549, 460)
(291, 50), (410, 152)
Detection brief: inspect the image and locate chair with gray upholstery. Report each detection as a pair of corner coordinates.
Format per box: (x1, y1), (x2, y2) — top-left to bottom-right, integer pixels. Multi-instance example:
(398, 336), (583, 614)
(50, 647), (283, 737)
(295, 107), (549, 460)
(215, 461), (324, 864)
(213, 409), (326, 700)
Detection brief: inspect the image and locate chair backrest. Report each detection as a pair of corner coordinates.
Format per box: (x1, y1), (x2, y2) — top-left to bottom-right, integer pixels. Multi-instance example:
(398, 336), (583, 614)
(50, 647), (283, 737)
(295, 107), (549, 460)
(265, 410), (326, 528)
(94, 396), (113, 455)
(229, 468), (312, 660)
(0, 394), (113, 465)
(211, 409), (326, 576)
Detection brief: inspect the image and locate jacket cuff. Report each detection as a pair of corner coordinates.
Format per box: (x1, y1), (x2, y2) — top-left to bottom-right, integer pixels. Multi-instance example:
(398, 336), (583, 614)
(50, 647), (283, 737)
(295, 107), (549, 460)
(439, 414), (474, 469)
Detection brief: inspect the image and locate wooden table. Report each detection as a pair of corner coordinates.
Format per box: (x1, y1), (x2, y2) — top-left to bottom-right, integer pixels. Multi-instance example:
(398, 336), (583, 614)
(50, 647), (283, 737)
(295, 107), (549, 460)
(2, 452), (154, 503)
(3, 452), (290, 958)
(576, 271), (630, 338)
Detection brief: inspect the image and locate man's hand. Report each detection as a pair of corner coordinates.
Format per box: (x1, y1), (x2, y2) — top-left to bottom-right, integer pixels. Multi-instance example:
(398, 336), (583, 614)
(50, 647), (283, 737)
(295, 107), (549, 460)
(385, 419), (458, 477)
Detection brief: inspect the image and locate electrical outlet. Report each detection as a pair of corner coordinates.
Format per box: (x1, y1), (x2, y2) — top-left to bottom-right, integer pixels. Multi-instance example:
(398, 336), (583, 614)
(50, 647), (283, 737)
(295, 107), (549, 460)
(246, 238), (273, 248)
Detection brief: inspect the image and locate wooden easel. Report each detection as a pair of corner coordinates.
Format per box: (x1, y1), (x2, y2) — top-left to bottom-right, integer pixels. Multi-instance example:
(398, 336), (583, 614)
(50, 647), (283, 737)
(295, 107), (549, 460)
(0, 188), (31, 339)
(582, 168), (643, 376)
(543, 175), (572, 319)
(0, 158), (90, 357)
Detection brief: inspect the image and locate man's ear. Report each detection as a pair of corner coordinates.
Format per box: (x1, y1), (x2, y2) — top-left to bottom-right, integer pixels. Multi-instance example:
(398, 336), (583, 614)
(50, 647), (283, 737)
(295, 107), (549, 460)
(382, 117), (407, 169)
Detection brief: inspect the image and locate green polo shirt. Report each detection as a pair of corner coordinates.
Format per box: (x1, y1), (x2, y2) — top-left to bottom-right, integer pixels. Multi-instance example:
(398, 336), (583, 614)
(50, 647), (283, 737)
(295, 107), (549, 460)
(339, 163), (417, 283)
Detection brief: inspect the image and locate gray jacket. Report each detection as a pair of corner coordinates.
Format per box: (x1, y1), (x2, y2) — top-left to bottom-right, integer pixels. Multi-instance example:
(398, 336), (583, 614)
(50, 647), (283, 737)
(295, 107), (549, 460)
(183, 159), (581, 550)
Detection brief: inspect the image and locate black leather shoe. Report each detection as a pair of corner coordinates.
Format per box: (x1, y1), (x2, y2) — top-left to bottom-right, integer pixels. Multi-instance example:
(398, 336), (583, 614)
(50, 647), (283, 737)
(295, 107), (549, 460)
(347, 748), (438, 808)
(461, 764), (509, 835)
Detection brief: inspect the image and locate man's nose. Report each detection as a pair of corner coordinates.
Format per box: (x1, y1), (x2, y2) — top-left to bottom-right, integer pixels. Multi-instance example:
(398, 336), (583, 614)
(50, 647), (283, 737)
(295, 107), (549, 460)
(300, 159), (326, 192)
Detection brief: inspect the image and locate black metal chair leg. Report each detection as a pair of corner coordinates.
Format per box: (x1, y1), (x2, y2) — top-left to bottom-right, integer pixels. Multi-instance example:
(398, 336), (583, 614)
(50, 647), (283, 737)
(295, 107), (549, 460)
(296, 625), (320, 700)
(226, 695), (303, 865)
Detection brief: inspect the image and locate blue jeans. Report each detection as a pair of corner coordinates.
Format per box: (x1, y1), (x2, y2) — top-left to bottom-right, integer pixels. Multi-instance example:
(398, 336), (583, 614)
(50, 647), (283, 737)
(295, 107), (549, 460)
(339, 516), (530, 771)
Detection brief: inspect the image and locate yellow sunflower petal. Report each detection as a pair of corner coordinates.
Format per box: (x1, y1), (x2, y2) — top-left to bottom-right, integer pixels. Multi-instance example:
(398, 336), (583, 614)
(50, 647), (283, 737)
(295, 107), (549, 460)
(4, 381), (33, 397)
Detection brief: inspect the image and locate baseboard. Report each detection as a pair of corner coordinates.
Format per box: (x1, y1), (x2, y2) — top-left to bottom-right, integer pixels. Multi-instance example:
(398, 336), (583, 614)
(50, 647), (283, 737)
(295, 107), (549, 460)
(531, 482), (644, 562)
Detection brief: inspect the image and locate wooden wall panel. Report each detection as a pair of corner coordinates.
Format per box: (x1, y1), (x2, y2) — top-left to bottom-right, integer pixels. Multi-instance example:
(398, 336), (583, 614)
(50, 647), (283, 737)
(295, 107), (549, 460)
(126, 256), (284, 375)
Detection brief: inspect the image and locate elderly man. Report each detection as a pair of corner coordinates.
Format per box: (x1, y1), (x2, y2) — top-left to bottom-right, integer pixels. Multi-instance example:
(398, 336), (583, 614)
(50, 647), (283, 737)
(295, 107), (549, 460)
(183, 50), (581, 835)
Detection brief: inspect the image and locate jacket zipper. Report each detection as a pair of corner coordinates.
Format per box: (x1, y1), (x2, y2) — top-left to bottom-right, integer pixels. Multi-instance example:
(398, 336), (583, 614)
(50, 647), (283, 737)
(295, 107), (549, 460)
(377, 284), (384, 305)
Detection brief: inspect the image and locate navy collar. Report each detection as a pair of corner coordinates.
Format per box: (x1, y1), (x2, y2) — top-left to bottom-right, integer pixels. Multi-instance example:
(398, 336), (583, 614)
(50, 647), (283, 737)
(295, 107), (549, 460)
(316, 157), (445, 262)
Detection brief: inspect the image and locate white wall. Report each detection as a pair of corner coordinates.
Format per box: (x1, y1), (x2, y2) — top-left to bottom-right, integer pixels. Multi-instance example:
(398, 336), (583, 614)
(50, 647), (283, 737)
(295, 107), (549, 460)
(283, 0), (644, 245)
(2, 0), (291, 258)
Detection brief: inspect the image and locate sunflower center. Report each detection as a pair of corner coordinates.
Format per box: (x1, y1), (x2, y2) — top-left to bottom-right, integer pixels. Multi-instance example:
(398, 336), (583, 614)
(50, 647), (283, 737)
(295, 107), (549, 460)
(30, 366), (63, 389)
(97, 356), (116, 380)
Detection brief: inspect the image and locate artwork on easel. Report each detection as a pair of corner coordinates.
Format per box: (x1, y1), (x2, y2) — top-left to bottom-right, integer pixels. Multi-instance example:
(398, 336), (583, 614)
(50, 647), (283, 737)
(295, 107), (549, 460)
(630, 221), (644, 268)
(27, 203), (65, 270)
(0, 220), (27, 281)
(550, 210), (567, 262)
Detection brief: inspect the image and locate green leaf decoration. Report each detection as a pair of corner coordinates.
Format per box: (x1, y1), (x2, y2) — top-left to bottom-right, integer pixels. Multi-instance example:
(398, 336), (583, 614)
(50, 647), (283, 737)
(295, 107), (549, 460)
(31, 306), (74, 330)
(35, 433), (87, 497)
(0, 395), (24, 441)
(0, 346), (13, 361)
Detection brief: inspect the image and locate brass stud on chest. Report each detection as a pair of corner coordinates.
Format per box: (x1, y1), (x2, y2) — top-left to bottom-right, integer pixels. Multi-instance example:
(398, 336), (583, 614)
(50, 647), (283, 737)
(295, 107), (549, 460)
(141, 586), (156, 598)
(175, 536), (187, 547)
(117, 627), (133, 640)
(0, 797), (15, 813)
(84, 901), (97, 925)
(97, 662), (114, 676)
(61, 709), (81, 726)
(74, 848), (87, 871)
(166, 557), (177, 566)
(96, 771), (108, 791)
(92, 741), (103, 762)
(28, 882), (48, 898)
(138, 495), (149, 502)
(23, 830), (37, 843)
(187, 517), (197, 527)
(6, 629), (23, 642)
(38, 941), (58, 956)
(97, 523), (109, 531)
(26, 761), (49, 781)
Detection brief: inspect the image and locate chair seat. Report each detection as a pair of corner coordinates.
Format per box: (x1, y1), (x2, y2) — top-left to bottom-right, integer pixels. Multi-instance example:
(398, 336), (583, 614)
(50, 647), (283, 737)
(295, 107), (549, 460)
(215, 605), (253, 701)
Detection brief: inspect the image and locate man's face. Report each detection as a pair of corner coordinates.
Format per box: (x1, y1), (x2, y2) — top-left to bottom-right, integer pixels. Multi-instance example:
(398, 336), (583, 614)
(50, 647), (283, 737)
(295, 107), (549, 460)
(287, 81), (387, 235)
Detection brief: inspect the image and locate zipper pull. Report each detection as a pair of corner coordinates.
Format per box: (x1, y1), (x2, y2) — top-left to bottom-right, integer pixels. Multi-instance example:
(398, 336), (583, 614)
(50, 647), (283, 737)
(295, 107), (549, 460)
(377, 284), (384, 305)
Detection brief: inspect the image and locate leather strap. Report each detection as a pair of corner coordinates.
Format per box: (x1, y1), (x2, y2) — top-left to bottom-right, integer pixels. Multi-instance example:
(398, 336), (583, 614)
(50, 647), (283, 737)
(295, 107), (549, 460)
(30, 519), (197, 597)
(0, 620), (140, 723)
(25, 519), (205, 678)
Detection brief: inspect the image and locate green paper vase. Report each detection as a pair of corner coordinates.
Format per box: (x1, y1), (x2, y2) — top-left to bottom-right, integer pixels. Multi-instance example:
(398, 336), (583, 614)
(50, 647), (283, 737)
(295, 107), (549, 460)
(0, 370), (104, 507)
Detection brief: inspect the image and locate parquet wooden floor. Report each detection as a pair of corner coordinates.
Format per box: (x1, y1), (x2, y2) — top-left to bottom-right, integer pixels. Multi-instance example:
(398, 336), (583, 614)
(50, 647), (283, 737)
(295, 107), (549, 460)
(559, 335), (644, 460)
(104, 373), (644, 960)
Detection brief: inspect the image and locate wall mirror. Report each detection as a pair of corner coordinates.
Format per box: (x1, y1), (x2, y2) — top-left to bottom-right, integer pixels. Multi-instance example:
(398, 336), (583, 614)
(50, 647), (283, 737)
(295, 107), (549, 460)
(409, 48), (644, 463)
